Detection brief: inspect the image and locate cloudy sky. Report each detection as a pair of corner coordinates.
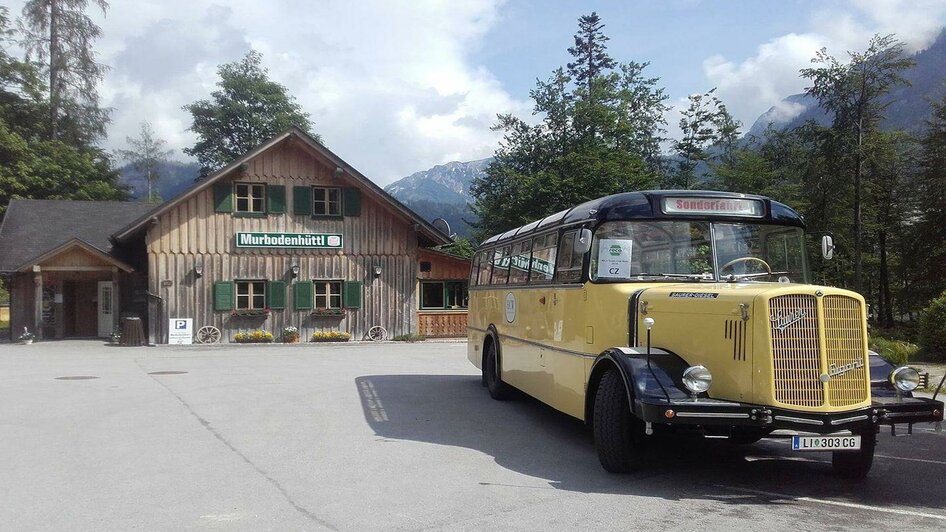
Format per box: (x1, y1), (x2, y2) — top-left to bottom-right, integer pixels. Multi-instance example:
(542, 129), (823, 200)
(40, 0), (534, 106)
(7, 0), (946, 185)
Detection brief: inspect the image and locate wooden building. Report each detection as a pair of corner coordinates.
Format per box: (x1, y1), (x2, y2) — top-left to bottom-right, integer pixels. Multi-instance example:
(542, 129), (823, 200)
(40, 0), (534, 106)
(1, 128), (471, 342)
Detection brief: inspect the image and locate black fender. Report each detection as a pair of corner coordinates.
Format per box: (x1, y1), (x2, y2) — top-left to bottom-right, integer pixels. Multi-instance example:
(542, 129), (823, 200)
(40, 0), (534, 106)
(868, 350), (914, 398)
(585, 347), (696, 425)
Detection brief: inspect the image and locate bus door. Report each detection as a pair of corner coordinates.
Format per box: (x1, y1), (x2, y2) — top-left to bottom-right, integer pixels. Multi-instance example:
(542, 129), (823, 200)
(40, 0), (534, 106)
(541, 229), (589, 419)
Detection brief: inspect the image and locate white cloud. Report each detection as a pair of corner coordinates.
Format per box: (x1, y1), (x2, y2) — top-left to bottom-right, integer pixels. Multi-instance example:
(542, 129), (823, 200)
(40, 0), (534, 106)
(700, 0), (946, 134)
(9, 0), (525, 185)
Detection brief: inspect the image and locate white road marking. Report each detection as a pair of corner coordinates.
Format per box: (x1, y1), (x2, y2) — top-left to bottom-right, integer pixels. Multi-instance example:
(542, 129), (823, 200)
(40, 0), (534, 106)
(716, 485), (946, 522)
(200, 513), (246, 522)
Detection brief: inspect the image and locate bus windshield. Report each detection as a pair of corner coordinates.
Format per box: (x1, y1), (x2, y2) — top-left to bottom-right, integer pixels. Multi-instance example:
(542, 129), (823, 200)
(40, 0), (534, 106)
(589, 220), (808, 283)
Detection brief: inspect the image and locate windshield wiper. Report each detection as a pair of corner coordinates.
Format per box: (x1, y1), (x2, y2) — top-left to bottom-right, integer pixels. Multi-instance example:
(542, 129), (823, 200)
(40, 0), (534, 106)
(723, 271), (789, 282)
(635, 273), (714, 281)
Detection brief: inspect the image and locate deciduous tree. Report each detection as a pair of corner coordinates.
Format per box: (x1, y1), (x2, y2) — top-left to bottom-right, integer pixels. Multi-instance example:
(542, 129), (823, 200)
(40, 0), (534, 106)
(184, 51), (317, 177)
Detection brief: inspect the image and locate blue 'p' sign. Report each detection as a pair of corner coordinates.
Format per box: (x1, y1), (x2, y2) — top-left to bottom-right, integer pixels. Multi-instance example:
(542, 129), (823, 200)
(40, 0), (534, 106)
(175, 320), (187, 330)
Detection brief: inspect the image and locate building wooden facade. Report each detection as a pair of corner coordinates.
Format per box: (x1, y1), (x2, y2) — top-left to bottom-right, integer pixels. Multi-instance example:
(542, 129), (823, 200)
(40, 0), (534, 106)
(112, 128), (470, 343)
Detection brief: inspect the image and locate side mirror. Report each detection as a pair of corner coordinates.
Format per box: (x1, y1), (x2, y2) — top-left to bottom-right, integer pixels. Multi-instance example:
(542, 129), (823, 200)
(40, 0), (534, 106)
(821, 235), (834, 260)
(574, 228), (593, 254)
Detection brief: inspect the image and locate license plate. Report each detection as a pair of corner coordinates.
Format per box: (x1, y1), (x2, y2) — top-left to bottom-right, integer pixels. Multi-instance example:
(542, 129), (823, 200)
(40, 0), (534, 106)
(791, 435), (861, 451)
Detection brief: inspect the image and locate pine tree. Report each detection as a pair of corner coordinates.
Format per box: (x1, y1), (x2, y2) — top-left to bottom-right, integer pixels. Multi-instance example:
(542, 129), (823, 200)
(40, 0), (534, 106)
(116, 122), (173, 203)
(20, 0), (110, 144)
(566, 12), (616, 90)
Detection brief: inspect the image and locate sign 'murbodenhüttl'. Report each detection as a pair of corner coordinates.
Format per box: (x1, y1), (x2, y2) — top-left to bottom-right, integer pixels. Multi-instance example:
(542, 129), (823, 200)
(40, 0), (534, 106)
(235, 232), (343, 249)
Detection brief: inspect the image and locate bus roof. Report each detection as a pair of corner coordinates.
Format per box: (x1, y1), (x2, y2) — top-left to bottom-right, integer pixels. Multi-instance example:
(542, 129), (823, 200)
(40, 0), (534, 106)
(480, 190), (805, 246)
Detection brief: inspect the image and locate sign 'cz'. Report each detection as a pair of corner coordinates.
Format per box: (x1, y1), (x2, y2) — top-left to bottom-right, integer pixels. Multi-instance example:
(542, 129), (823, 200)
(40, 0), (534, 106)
(236, 232), (343, 249)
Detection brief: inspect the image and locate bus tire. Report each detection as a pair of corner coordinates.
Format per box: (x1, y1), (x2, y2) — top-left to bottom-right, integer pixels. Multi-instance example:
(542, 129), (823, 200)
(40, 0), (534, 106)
(593, 368), (644, 473)
(831, 430), (876, 479)
(484, 337), (512, 400)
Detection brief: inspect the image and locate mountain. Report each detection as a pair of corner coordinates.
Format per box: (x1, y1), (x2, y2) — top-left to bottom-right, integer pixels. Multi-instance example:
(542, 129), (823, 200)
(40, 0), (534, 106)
(747, 30), (946, 138)
(119, 160), (200, 202)
(385, 158), (490, 238)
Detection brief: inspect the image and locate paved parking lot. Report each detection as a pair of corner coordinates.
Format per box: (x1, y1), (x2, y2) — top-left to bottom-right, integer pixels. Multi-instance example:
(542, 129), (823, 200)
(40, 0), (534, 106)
(1, 340), (944, 531)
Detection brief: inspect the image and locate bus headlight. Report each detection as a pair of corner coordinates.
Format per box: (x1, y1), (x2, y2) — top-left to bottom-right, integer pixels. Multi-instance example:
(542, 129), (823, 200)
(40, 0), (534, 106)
(682, 365), (713, 394)
(889, 366), (919, 392)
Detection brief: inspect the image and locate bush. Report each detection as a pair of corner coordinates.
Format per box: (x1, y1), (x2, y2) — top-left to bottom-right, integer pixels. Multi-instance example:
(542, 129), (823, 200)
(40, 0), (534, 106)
(234, 330), (274, 343)
(869, 337), (919, 366)
(310, 330), (350, 342)
(918, 291), (946, 361)
(392, 333), (426, 342)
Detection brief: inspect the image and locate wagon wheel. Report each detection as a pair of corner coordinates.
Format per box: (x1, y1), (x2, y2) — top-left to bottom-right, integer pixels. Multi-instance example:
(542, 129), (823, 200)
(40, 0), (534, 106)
(367, 326), (387, 342)
(195, 326), (221, 344)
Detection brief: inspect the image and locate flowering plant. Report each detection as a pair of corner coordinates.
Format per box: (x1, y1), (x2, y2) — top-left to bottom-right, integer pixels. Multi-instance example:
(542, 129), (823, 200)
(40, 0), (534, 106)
(17, 327), (35, 343)
(282, 326), (300, 343)
(310, 330), (351, 342)
(231, 307), (271, 317)
(234, 330), (274, 343)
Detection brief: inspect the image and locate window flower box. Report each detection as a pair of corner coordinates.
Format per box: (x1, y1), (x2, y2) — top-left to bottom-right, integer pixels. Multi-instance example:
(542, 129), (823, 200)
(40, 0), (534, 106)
(231, 308), (271, 318)
(312, 307), (346, 317)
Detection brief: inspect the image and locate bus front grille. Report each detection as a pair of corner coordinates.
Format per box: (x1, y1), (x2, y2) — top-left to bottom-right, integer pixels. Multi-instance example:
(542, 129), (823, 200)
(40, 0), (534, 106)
(769, 294), (824, 407)
(768, 294), (869, 409)
(822, 295), (869, 406)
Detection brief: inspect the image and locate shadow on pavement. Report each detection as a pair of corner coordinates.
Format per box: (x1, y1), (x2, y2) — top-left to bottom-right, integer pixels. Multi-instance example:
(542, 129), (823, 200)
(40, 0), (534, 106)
(355, 373), (946, 512)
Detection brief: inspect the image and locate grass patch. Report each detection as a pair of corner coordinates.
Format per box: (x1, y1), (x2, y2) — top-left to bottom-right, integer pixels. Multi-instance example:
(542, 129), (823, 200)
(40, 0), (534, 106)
(869, 336), (919, 366)
(392, 333), (427, 342)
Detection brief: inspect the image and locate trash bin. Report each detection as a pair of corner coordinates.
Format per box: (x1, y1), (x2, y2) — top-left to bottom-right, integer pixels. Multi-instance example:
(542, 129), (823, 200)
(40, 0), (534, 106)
(120, 317), (145, 346)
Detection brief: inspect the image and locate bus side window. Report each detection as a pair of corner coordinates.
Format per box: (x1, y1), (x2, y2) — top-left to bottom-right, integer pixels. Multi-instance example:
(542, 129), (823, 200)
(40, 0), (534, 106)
(469, 253), (481, 286)
(556, 230), (583, 284)
(529, 233), (557, 283)
(509, 240), (532, 284)
(491, 246), (511, 285)
(477, 250), (493, 286)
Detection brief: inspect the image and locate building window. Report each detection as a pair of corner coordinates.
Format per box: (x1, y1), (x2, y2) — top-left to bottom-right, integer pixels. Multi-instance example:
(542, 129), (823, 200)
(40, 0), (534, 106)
(235, 183), (266, 213)
(236, 280), (266, 310)
(315, 280), (343, 309)
(313, 187), (342, 216)
(421, 281), (468, 309)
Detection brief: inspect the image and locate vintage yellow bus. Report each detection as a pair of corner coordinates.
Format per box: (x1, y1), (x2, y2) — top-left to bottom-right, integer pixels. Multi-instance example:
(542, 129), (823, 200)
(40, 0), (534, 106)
(467, 190), (943, 478)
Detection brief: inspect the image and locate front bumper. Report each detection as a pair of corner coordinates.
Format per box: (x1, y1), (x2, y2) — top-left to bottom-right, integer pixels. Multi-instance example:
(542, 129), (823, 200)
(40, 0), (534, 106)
(635, 395), (943, 434)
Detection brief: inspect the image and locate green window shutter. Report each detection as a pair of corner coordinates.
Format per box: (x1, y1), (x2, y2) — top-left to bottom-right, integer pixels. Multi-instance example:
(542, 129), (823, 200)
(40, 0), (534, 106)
(344, 281), (363, 309)
(267, 185), (286, 213)
(293, 281), (313, 310)
(213, 182), (233, 213)
(293, 186), (312, 215)
(213, 281), (233, 311)
(267, 281), (287, 310)
(343, 187), (361, 217)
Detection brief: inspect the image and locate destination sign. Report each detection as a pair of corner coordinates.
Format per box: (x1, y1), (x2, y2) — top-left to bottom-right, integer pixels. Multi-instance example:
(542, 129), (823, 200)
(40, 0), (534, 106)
(662, 197), (764, 217)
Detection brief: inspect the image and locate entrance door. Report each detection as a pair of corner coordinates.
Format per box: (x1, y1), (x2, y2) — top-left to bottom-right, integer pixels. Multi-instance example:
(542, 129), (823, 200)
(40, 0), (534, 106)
(97, 281), (114, 338)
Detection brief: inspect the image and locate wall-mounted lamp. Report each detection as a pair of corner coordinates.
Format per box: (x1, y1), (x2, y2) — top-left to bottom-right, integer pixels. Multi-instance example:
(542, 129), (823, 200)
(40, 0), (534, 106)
(290, 264), (300, 278)
(334, 166), (344, 178)
(373, 265), (382, 277)
(194, 263), (203, 278)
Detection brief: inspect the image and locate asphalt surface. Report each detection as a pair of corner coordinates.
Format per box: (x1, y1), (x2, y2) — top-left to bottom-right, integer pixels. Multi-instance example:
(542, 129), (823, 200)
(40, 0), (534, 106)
(0, 340), (944, 531)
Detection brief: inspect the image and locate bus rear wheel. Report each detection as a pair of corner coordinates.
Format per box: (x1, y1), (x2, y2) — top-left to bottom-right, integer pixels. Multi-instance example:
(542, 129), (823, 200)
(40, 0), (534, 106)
(484, 338), (511, 400)
(832, 429), (876, 479)
(593, 368), (645, 473)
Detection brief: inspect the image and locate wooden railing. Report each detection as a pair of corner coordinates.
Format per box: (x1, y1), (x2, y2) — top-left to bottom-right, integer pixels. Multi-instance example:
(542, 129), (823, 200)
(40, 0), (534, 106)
(417, 311), (467, 337)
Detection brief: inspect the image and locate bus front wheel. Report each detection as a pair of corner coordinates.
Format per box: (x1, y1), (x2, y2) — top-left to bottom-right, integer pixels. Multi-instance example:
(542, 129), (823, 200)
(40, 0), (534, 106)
(832, 429), (876, 479)
(484, 338), (512, 400)
(593, 368), (645, 473)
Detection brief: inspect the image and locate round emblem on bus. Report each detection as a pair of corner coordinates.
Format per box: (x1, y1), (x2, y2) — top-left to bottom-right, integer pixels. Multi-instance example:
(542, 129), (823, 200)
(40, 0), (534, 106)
(504, 292), (517, 323)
